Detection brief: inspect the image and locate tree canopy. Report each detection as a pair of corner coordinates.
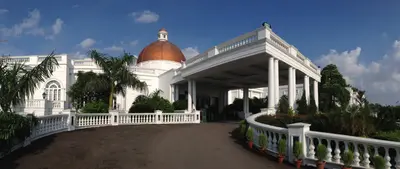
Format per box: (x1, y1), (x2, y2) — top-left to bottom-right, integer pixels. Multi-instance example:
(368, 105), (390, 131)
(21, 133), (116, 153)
(88, 50), (147, 109)
(319, 64), (350, 112)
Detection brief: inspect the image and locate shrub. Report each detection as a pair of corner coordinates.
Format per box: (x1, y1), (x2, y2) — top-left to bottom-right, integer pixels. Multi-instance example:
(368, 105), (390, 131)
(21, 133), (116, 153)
(81, 101), (108, 113)
(296, 92), (308, 115)
(278, 139), (286, 156)
(371, 130), (400, 142)
(0, 112), (38, 153)
(293, 141), (303, 160)
(373, 155), (386, 169)
(288, 107), (295, 117)
(239, 120), (247, 136)
(258, 133), (267, 150)
(129, 96), (174, 113)
(308, 95), (318, 115)
(277, 95), (289, 114)
(246, 128), (254, 142)
(129, 103), (153, 113)
(172, 100), (187, 110)
(316, 144), (328, 162)
(342, 151), (354, 168)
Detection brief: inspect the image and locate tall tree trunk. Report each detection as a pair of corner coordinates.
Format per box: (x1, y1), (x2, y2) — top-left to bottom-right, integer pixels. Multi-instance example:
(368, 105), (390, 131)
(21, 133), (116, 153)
(108, 84), (114, 109)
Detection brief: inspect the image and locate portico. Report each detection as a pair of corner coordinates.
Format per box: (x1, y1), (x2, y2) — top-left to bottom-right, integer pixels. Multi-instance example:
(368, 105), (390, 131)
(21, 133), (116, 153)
(171, 25), (321, 115)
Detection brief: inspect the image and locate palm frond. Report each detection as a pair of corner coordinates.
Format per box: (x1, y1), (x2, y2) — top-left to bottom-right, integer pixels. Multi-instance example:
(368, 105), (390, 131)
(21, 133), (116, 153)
(88, 50), (110, 74)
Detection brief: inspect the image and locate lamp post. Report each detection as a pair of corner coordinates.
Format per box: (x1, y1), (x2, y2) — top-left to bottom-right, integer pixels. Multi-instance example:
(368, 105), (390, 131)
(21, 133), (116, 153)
(42, 92), (47, 100)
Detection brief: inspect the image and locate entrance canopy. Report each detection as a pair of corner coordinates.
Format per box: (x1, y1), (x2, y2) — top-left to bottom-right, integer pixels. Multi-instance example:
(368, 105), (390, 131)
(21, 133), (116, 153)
(183, 53), (306, 90)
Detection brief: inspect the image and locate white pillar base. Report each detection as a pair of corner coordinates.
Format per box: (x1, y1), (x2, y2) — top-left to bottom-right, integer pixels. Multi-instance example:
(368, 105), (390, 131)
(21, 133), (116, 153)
(266, 107), (276, 116)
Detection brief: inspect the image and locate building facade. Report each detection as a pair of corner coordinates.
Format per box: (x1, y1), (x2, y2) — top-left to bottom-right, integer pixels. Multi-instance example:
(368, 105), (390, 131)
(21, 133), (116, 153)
(7, 25), (324, 116)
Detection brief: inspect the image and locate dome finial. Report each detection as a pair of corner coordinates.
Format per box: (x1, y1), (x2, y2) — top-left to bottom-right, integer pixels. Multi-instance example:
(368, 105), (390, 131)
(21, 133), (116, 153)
(158, 28), (168, 41)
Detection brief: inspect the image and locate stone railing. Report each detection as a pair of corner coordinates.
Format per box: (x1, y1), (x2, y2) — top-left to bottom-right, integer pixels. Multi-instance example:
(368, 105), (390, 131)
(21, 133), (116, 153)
(0, 110), (201, 158)
(184, 26), (320, 74)
(246, 112), (400, 169)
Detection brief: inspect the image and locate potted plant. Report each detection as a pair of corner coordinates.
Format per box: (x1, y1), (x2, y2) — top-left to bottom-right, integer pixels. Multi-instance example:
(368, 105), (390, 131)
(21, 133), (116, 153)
(342, 151), (354, 169)
(315, 144), (328, 169)
(293, 141), (304, 168)
(373, 155), (386, 169)
(246, 128), (254, 149)
(258, 133), (267, 153)
(277, 139), (287, 164)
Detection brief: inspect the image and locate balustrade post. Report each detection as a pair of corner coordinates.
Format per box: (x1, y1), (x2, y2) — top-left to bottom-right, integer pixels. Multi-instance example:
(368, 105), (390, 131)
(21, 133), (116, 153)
(286, 122), (311, 165)
(109, 110), (119, 126)
(155, 110), (163, 124)
(257, 26), (271, 40)
(67, 111), (76, 131)
(194, 110), (201, 123)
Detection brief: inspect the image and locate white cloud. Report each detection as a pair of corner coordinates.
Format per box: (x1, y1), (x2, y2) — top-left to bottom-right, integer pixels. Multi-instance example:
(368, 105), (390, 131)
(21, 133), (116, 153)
(52, 18), (63, 35)
(45, 18), (64, 40)
(1, 9), (63, 39)
(104, 45), (124, 52)
(129, 40), (139, 46)
(79, 38), (96, 49)
(129, 10), (159, 23)
(182, 47), (200, 59)
(1, 9), (44, 36)
(315, 40), (400, 105)
(0, 9), (8, 14)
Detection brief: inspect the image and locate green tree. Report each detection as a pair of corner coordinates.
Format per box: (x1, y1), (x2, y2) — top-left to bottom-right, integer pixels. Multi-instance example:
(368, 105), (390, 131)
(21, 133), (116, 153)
(277, 95), (289, 114)
(296, 92), (308, 115)
(0, 52), (59, 112)
(67, 71), (110, 109)
(319, 64), (350, 112)
(88, 50), (147, 109)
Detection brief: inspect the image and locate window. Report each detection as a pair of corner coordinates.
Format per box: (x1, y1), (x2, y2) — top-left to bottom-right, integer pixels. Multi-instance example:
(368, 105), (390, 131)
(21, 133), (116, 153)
(45, 80), (62, 101)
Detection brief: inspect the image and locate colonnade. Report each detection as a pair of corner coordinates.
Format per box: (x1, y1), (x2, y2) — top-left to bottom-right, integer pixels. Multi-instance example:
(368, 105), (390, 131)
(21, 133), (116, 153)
(240, 57), (319, 114)
(171, 57), (319, 115)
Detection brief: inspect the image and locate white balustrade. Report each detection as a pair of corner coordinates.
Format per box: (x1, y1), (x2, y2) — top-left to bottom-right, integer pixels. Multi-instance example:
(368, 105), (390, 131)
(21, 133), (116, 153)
(0, 110), (201, 159)
(118, 113), (156, 124)
(75, 113), (112, 128)
(245, 112), (400, 169)
(246, 113), (289, 156)
(25, 100), (46, 108)
(183, 26), (319, 75)
(306, 131), (400, 169)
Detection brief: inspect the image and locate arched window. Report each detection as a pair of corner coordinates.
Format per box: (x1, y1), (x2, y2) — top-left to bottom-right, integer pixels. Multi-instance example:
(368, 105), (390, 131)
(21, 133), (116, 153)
(45, 80), (62, 101)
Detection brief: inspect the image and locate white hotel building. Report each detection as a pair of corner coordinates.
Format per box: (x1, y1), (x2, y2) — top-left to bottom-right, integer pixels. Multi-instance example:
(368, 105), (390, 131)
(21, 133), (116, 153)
(6, 25), (323, 116)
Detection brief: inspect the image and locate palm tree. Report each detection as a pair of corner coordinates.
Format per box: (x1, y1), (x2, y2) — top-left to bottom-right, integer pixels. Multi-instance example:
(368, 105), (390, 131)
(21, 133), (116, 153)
(0, 51), (59, 113)
(88, 50), (147, 109)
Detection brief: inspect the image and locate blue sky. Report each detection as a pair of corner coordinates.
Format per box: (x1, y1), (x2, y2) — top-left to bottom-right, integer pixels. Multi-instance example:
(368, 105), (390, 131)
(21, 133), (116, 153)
(0, 0), (397, 60)
(1, 0), (400, 104)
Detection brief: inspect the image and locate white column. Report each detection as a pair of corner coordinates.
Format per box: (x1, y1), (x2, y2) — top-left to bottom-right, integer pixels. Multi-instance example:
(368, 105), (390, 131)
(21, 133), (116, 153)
(274, 59), (280, 105)
(313, 80), (319, 108)
(288, 67), (294, 108)
(268, 57), (275, 108)
(170, 85), (175, 102)
(174, 85), (179, 101)
(304, 76), (310, 104)
(187, 80), (192, 112)
(243, 87), (249, 114)
(292, 68), (297, 105)
(192, 80), (197, 110)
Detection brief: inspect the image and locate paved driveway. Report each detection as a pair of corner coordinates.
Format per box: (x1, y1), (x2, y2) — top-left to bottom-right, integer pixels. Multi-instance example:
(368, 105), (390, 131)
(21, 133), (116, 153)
(0, 123), (294, 169)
